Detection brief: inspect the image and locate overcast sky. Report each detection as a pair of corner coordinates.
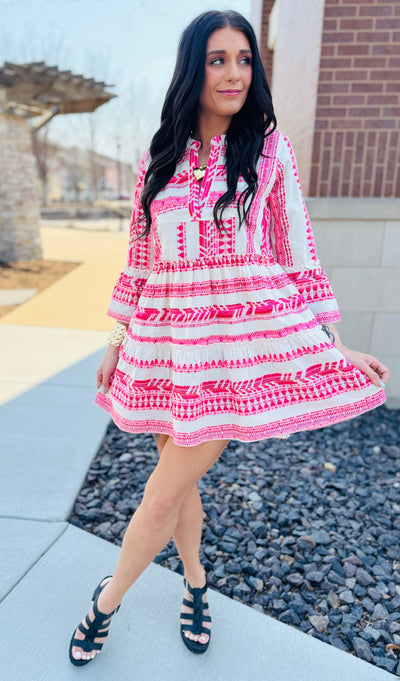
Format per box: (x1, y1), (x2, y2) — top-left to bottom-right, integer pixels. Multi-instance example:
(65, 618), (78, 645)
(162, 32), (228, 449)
(0, 0), (252, 163)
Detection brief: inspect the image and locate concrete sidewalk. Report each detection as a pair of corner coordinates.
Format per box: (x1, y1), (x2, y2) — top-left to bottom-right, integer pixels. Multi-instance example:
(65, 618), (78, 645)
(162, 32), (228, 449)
(0, 224), (395, 680)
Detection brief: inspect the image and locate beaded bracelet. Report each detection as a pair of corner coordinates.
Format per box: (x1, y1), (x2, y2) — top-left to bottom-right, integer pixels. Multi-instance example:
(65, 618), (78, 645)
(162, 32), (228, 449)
(107, 321), (127, 346)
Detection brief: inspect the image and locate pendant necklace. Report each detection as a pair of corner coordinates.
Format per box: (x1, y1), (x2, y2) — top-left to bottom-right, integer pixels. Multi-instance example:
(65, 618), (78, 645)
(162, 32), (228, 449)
(193, 164), (207, 181)
(190, 131), (208, 181)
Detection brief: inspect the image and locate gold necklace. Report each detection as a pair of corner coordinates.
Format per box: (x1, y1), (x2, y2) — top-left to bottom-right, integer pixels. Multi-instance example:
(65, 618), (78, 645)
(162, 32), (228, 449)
(193, 164), (207, 181)
(190, 131), (208, 181)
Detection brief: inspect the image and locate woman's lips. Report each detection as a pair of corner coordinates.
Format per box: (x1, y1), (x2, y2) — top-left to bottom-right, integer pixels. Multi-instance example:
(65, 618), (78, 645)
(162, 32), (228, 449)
(218, 90), (241, 96)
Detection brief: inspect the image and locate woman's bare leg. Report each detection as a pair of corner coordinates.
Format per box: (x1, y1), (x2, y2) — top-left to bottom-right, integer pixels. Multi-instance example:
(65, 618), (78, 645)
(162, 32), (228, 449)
(152, 434), (206, 583)
(175, 484), (211, 644)
(71, 434), (229, 661)
(152, 434), (214, 644)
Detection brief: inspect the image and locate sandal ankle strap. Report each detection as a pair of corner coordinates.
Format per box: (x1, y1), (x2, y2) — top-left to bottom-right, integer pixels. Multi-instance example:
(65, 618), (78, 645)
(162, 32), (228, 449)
(183, 576), (208, 595)
(93, 576), (121, 619)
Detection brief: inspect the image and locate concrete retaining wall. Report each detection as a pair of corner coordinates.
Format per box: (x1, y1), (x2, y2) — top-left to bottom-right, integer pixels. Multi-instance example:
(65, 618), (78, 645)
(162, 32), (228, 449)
(308, 197), (400, 406)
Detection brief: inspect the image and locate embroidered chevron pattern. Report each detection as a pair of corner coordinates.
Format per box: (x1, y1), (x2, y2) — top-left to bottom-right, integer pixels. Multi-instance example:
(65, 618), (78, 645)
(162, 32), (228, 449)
(97, 131), (385, 447)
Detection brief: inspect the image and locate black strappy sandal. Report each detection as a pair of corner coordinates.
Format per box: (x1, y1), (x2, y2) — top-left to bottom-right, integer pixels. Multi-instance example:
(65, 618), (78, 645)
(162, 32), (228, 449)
(180, 576), (212, 654)
(69, 575), (121, 666)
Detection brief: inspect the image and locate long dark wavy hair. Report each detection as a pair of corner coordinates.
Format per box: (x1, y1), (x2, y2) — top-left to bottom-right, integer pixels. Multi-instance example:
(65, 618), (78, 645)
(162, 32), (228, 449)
(135, 9), (276, 240)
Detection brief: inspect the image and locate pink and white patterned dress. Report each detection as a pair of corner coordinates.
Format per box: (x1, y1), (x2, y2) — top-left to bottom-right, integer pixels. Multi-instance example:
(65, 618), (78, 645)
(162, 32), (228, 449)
(94, 130), (386, 447)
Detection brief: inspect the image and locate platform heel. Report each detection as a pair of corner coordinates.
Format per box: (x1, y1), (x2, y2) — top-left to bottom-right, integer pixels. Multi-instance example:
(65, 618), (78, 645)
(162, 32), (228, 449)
(69, 575), (121, 666)
(180, 576), (212, 654)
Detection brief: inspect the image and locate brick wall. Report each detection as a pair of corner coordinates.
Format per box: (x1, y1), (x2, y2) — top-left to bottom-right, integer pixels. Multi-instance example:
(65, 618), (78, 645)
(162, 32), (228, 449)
(311, 0), (400, 197)
(0, 113), (42, 261)
(255, 0), (400, 402)
(259, 0), (275, 87)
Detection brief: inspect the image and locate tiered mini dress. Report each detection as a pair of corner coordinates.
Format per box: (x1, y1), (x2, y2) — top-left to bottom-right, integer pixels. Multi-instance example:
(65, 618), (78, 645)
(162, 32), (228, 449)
(94, 129), (386, 447)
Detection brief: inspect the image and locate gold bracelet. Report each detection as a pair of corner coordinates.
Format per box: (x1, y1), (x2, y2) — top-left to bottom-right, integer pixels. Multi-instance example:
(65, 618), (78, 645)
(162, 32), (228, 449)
(107, 321), (127, 346)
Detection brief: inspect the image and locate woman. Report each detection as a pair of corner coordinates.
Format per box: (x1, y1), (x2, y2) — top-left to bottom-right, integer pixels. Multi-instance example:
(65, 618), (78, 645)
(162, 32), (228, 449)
(69, 9), (389, 665)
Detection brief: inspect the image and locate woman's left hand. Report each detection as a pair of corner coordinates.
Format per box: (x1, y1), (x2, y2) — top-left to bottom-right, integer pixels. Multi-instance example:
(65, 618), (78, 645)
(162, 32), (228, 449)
(338, 346), (390, 389)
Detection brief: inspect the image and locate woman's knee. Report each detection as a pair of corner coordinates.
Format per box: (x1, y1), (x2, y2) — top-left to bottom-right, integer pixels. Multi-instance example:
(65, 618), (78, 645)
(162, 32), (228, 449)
(141, 475), (183, 526)
(142, 436), (230, 523)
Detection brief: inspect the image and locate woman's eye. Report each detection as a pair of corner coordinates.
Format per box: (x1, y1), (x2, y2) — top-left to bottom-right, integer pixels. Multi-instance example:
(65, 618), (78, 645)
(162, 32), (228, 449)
(210, 56), (252, 66)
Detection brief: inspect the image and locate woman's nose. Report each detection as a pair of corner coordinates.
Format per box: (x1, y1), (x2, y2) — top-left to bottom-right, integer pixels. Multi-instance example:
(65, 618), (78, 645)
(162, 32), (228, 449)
(225, 59), (240, 82)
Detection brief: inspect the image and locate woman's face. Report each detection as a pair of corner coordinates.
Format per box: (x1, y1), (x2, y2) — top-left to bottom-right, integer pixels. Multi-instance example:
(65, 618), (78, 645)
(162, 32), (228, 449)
(198, 26), (253, 124)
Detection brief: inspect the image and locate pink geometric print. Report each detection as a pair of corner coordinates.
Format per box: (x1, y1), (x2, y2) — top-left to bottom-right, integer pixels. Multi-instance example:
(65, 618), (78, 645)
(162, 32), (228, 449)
(177, 222), (187, 260)
(95, 130), (386, 446)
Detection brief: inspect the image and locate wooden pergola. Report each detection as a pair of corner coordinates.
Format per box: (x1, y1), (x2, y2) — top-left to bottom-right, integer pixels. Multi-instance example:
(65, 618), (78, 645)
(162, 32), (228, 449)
(0, 61), (116, 129)
(0, 62), (116, 261)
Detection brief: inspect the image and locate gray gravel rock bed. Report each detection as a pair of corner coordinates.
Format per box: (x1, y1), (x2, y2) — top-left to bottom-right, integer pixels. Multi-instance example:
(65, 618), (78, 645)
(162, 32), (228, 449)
(68, 404), (400, 674)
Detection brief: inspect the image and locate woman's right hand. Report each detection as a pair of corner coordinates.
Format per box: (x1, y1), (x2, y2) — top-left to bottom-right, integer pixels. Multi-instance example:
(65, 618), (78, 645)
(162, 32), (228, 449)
(96, 344), (121, 391)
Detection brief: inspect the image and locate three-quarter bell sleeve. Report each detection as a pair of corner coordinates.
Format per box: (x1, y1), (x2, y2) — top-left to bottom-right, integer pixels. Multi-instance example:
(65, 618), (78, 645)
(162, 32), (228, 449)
(107, 150), (154, 323)
(268, 133), (341, 324)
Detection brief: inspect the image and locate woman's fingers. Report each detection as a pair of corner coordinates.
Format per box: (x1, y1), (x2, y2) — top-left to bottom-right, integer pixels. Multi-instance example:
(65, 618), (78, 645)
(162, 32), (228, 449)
(96, 346), (120, 390)
(96, 367), (102, 389)
(379, 366), (390, 383)
(102, 370), (114, 391)
(99, 361), (117, 390)
(361, 360), (381, 387)
(360, 355), (389, 388)
(342, 349), (390, 388)
(362, 361), (382, 387)
(368, 357), (390, 384)
(96, 365), (112, 390)
(365, 356), (390, 388)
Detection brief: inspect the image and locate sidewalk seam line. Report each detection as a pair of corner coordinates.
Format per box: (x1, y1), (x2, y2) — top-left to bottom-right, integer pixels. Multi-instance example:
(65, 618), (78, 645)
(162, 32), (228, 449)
(0, 522), (70, 603)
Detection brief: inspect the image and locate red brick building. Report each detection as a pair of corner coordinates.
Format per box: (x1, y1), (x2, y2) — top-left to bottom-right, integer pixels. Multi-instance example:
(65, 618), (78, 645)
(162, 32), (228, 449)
(251, 0), (400, 404)
(252, 0), (400, 198)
